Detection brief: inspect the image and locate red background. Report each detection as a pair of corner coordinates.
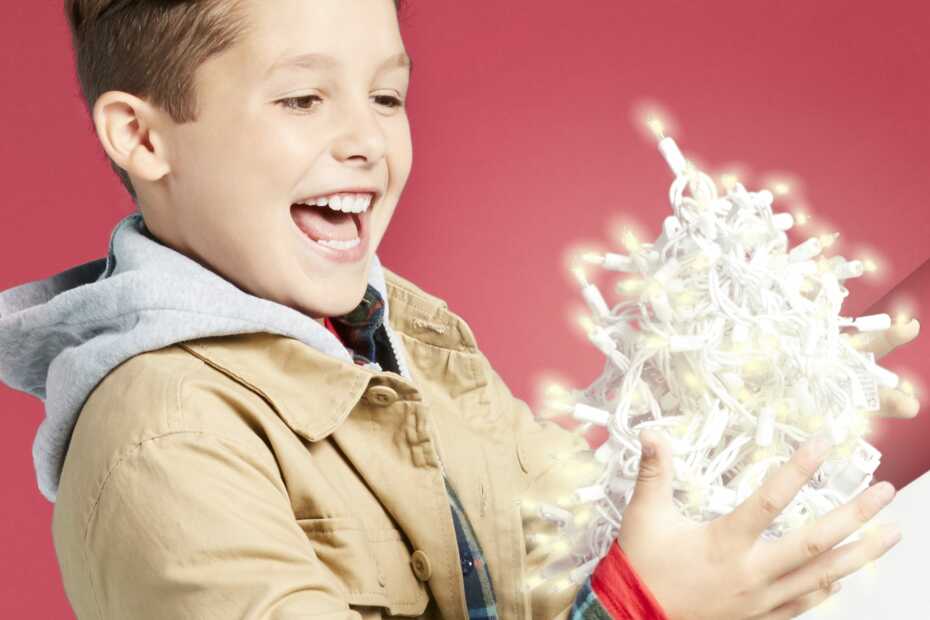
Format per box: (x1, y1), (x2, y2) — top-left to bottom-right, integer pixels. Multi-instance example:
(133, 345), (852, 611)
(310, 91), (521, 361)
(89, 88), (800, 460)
(1, 1), (928, 616)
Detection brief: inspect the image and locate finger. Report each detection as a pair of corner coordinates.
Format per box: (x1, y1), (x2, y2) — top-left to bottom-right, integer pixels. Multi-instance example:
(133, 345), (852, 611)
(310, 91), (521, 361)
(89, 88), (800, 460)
(755, 481), (895, 580)
(723, 434), (833, 545)
(875, 387), (920, 419)
(853, 319), (920, 359)
(749, 581), (842, 620)
(629, 429), (673, 510)
(764, 523), (902, 609)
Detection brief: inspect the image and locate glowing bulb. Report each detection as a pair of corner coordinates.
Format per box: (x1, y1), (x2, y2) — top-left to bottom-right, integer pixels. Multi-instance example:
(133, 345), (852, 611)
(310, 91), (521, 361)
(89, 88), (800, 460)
(682, 372), (702, 391)
(572, 266), (590, 287)
(775, 400), (792, 421)
(544, 382), (571, 399)
(862, 258), (879, 273)
(578, 315), (595, 333)
(622, 229), (641, 252)
(646, 117), (665, 140)
(818, 232), (840, 248)
(743, 359), (770, 377)
(720, 174), (739, 192)
(524, 574), (546, 590)
(794, 210), (811, 227)
(617, 278), (645, 294)
(548, 539), (571, 555)
(773, 182), (791, 196)
(803, 416), (825, 432)
(574, 507), (593, 525)
(758, 334), (779, 349)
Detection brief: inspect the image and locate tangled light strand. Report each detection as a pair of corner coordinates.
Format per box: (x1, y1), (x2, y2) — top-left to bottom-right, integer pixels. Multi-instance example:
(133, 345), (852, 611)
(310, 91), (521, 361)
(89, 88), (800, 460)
(529, 118), (898, 591)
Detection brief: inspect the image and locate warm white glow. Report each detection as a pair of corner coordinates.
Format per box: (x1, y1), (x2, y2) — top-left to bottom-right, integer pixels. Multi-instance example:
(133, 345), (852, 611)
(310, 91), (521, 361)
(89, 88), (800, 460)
(819, 232), (840, 248)
(646, 117), (666, 140)
(720, 173), (740, 191)
(538, 115), (889, 586)
(524, 574), (546, 591)
(616, 278), (645, 294)
(572, 266), (589, 287)
(622, 229), (641, 252)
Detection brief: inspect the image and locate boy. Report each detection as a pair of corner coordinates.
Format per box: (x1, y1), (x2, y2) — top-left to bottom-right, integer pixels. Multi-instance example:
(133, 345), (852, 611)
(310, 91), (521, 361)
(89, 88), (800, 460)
(0, 1), (917, 618)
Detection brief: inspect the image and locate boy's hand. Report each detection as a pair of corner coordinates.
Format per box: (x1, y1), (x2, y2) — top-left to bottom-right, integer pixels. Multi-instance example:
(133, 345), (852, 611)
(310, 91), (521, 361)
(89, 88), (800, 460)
(848, 318), (921, 419)
(615, 430), (902, 620)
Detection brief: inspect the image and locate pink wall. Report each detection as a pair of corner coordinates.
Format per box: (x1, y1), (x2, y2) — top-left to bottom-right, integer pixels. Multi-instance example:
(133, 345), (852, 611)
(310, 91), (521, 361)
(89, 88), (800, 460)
(1, 1), (927, 616)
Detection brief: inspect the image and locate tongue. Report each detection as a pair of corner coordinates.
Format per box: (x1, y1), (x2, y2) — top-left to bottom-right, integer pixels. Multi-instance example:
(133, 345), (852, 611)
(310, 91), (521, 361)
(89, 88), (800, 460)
(291, 204), (359, 242)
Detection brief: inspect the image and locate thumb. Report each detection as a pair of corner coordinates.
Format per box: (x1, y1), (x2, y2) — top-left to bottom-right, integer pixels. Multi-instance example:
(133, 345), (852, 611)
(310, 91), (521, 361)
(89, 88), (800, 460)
(630, 429), (672, 508)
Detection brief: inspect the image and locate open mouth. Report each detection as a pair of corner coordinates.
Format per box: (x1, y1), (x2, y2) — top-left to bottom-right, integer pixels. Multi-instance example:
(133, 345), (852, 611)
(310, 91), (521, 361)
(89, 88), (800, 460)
(291, 192), (375, 263)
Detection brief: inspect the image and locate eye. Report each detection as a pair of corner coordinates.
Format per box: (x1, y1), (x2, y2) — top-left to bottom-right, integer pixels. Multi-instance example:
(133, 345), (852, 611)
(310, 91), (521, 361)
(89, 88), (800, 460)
(277, 94), (322, 112)
(373, 95), (404, 109)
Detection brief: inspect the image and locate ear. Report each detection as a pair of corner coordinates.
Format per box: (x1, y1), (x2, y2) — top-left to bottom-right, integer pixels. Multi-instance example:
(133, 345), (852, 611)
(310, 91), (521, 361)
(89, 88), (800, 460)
(92, 91), (171, 182)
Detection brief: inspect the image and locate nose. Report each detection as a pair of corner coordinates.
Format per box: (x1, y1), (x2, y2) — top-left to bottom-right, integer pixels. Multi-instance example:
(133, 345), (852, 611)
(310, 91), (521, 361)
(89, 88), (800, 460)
(330, 95), (388, 166)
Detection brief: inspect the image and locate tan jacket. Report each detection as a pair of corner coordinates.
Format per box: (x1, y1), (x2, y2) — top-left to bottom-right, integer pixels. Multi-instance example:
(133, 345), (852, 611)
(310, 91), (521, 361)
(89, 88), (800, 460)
(52, 267), (598, 619)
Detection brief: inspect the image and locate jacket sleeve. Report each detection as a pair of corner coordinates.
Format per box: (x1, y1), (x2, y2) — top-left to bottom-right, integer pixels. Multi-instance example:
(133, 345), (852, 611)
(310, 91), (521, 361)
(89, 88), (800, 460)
(55, 430), (363, 620)
(480, 354), (668, 620)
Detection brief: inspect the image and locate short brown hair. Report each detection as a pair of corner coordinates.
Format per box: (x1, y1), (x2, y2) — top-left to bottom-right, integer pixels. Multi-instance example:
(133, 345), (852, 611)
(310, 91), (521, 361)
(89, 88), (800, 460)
(64, 0), (405, 202)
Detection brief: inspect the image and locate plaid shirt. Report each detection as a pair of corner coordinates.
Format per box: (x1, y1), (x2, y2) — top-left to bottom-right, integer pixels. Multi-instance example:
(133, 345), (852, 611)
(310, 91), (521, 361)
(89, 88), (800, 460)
(327, 285), (617, 619)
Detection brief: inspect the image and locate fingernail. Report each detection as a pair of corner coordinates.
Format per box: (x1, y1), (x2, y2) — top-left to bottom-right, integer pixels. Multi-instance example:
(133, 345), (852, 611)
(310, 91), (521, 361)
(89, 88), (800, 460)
(640, 432), (655, 459)
(884, 527), (903, 546)
(808, 434), (832, 457)
(830, 582), (842, 594)
(873, 481), (895, 504)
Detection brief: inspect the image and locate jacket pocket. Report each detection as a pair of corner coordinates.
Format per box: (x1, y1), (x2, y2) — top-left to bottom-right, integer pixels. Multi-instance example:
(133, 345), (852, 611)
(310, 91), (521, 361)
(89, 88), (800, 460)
(366, 526), (430, 617)
(297, 517), (429, 617)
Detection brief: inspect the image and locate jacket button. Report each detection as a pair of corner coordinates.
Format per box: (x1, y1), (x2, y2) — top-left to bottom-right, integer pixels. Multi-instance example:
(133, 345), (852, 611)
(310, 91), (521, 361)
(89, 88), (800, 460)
(366, 385), (399, 406)
(461, 552), (475, 576)
(410, 549), (432, 581)
(377, 571), (387, 587)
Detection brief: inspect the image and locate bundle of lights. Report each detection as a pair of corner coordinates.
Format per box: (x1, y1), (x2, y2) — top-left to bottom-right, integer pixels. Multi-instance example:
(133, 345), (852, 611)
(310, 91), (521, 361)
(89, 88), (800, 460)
(528, 118), (899, 592)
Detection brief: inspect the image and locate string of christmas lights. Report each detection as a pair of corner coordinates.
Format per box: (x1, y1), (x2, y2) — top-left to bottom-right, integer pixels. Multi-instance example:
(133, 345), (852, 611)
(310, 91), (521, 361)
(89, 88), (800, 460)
(525, 116), (902, 592)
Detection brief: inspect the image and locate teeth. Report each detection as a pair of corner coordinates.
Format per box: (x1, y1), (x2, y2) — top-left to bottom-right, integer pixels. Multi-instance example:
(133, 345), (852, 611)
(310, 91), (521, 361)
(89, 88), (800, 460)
(316, 237), (361, 250)
(300, 192), (373, 214)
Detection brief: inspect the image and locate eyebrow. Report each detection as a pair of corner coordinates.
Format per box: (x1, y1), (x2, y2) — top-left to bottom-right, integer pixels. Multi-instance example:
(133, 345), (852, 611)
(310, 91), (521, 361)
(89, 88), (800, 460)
(266, 51), (413, 78)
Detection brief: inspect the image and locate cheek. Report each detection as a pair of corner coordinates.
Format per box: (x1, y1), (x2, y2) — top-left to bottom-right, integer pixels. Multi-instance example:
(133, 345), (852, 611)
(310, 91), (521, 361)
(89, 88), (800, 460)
(390, 120), (414, 181)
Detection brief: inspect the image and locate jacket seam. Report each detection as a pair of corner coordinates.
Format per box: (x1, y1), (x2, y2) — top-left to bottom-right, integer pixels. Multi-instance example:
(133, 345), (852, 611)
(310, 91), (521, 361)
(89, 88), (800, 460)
(54, 307), (293, 330)
(177, 342), (347, 436)
(80, 528), (105, 620)
(81, 430), (288, 546)
(385, 274), (448, 312)
(394, 329), (479, 356)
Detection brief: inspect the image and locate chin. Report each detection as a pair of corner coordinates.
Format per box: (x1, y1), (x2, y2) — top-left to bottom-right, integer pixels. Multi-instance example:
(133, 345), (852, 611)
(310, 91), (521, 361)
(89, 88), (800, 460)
(306, 283), (369, 319)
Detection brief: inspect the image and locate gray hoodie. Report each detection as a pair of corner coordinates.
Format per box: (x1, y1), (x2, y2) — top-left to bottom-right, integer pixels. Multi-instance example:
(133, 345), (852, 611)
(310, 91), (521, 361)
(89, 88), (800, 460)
(0, 212), (413, 503)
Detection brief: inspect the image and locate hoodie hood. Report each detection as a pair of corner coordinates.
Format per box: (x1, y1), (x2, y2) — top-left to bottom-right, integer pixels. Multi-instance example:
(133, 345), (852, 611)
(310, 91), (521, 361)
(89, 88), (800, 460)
(0, 212), (412, 503)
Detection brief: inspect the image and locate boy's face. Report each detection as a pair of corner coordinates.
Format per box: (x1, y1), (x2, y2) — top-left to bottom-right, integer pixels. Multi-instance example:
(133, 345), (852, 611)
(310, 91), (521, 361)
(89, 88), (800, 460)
(144, 0), (412, 320)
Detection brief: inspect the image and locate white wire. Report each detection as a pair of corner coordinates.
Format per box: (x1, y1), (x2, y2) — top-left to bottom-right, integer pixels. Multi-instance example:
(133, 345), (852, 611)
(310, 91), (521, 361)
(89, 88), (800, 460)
(536, 138), (890, 584)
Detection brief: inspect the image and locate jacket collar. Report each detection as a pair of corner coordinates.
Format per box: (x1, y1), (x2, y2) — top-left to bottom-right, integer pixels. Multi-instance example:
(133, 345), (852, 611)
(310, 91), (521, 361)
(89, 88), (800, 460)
(177, 266), (480, 443)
